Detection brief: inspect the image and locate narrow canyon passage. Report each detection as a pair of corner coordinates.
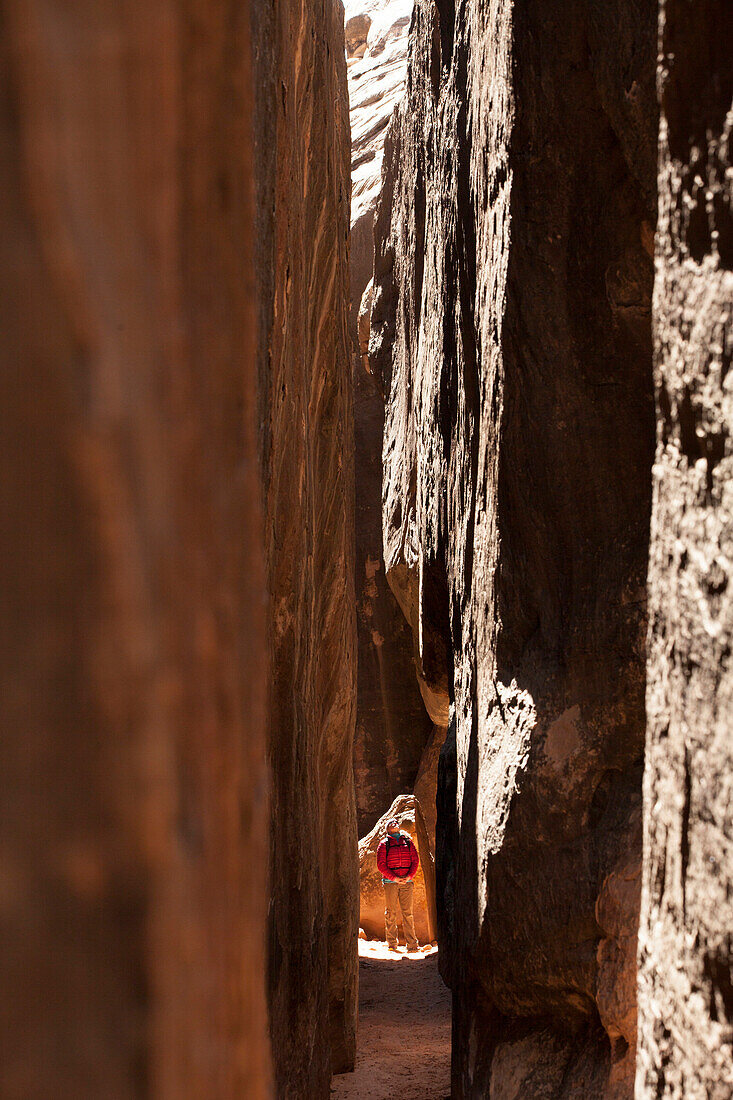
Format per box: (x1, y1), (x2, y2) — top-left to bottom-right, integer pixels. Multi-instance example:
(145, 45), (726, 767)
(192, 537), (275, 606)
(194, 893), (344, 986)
(344, 6), (453, 1094)
(331, 945), (451, 1100)
(3, 1), (730, 1097)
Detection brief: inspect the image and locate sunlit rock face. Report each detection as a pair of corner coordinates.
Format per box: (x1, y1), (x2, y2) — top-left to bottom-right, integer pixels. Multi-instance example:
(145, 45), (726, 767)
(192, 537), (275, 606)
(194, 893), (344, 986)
(638, 3), (733, 1095)
(346, 0), (413, 228)
(346, 0), (413, 310)
(372, 0), (658, 1094)
(345, 0), (435, 838)
(252, 0), (358, 1093)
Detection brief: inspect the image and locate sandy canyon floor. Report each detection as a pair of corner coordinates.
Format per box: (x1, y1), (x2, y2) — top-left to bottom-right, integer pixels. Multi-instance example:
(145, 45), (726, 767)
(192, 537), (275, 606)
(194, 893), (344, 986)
(331, 942), (451, 1099)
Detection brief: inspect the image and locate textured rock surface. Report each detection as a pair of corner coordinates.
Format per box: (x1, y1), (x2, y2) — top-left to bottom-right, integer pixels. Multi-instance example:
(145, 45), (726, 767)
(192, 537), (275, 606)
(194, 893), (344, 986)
(371, 0), (658, 1094)
(346, 0), (434, 837)
(346, 0), (413, 227)
(359, 795), (437, 944)
(347, 0), (413, 332)
(252, 0), (359, 1090)
(0, 3), (270, 1096)
(637, 3), (733, 1096)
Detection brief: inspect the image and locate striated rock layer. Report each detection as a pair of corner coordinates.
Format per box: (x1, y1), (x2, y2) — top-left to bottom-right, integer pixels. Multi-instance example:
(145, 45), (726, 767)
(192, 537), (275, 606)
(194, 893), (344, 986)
(371, 0), (658, 1094)
(252, 0), (359, 1092)
(638, 2), (733, 1096)
(345, 0), (435, 837)
(0, 2), (270, 1096)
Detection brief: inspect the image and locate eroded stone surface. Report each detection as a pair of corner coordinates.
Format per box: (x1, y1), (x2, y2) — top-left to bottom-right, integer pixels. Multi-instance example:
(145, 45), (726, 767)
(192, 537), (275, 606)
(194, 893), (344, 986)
(372, 0), (658, 1093)
(345, 0), (413, 227)
(252, 0), (359, 1090)
(637, 3), (733, 1096)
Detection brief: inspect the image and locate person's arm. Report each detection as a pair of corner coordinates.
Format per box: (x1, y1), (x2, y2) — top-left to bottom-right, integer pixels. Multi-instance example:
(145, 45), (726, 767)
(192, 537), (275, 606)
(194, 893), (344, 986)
(408, 839), (419, 879)
(377, 840), (392, 879)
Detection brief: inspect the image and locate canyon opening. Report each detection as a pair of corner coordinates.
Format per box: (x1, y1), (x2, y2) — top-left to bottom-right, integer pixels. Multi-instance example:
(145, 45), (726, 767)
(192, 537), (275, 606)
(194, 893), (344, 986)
(2, 1), (731, 1099)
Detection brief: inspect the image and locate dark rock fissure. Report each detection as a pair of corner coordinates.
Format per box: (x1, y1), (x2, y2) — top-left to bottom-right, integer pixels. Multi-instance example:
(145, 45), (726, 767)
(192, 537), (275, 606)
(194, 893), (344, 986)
(347, 0), (435, 847)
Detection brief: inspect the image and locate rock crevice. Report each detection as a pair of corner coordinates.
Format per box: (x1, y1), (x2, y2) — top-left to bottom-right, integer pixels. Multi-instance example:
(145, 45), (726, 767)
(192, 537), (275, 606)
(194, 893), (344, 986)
(346, 0), (436, 840)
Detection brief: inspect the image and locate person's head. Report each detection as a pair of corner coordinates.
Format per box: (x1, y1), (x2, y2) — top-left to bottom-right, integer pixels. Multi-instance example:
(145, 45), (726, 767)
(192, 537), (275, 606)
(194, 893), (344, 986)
(386, 818), (400, 837)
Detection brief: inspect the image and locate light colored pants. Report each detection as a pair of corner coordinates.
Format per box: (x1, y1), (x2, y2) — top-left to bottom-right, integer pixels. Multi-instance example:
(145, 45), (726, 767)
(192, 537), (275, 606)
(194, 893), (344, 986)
(384, 880), (419, 950)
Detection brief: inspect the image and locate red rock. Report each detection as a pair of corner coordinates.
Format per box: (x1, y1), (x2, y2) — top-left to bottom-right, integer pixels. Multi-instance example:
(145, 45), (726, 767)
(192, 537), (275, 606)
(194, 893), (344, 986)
(251, 0), (359, 1087)
(1, 1), (361, 1095)
(0, 3), (270, 1095)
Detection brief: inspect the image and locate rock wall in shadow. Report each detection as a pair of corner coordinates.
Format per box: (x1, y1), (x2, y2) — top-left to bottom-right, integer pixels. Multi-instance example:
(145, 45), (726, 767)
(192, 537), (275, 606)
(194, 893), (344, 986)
(252, 0), (359, 1092)
(638, 2), (733, 1095)
(370, 0), (658, 1094)
(0, 3), (270, 1096)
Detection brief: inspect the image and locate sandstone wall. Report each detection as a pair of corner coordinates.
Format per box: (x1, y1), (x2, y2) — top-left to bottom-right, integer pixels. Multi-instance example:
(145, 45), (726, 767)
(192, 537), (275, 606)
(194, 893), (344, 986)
(638, 2), (733, 1095)
(0, 2), (270, 1096)
(345, 0), (435, 837)
(371, 0), (658, 1094)
(252, 0), (359, 1092)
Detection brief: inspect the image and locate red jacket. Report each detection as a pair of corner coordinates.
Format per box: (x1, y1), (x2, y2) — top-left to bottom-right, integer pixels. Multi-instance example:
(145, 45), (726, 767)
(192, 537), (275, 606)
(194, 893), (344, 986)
(377, 832), (419, 881)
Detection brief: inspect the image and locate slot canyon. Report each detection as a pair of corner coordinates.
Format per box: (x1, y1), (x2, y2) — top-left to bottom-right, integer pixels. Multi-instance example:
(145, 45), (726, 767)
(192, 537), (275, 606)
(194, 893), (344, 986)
(1, 1), (731, 1099)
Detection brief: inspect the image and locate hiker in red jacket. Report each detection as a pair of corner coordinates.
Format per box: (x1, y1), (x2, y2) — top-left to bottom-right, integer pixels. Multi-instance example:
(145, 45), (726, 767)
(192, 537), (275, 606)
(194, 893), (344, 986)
(376, 818), (420, 952)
